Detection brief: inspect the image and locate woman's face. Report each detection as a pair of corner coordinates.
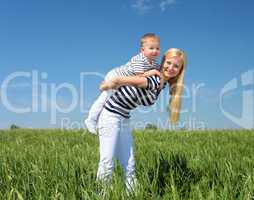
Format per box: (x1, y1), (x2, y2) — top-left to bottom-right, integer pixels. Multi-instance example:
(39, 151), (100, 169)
(162, 56), (183, 79)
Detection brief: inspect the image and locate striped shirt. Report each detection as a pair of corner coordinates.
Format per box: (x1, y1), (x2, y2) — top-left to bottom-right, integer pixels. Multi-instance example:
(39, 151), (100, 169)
(104, 75), (166, 118)
(114, 53), (160, 77)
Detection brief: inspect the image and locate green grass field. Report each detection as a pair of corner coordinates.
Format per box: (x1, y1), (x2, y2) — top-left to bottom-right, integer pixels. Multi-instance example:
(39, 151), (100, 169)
(0, 129), (254, 199)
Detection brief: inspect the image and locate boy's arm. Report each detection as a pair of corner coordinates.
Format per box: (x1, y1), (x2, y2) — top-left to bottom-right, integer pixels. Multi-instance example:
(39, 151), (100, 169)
(100, 76), (148, 91)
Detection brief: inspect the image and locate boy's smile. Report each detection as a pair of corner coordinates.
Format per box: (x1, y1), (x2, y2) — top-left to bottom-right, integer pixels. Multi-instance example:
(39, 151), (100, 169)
(141, 38), (160, 61)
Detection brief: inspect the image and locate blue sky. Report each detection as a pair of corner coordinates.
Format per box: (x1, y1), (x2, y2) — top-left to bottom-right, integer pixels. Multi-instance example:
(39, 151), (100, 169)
(0, 0), (254, 129)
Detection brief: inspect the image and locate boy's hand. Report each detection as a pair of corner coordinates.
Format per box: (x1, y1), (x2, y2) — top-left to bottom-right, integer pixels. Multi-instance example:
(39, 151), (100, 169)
(100, 80), (118, 91)
(142, 69), (161, 78)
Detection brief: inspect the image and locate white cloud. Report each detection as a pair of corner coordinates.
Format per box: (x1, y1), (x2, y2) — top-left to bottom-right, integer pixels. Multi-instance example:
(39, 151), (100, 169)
(159, 0), (176, 11)
(131, 0), (176, 13)
(132, 0), (153, 13)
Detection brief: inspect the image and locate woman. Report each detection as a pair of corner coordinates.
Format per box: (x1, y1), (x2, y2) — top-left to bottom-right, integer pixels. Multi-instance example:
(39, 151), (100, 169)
(96, 48), (187, 192)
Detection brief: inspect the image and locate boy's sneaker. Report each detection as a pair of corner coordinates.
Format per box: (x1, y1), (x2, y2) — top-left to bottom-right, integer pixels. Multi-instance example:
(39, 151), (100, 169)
(84, 118), (97, 134)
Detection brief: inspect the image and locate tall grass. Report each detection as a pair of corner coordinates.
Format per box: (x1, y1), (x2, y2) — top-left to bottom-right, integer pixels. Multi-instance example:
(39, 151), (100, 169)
(0, 129), (254, 199)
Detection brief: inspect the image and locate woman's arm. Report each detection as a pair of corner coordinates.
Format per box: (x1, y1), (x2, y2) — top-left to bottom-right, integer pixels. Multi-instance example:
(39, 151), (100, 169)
(100, 76), (148, 91)
(140, 69), (161, 78)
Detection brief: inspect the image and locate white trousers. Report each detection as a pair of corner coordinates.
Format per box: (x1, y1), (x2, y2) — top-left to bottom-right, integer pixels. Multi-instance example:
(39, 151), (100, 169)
(87, 69), (118, 123)
(96, 109), (136, 191)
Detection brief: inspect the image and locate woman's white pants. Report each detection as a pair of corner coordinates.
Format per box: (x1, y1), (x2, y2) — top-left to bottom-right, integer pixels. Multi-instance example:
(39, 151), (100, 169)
(96, 109), (136, 191)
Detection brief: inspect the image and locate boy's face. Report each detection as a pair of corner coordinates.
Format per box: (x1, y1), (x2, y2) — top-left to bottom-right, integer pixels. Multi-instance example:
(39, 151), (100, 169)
(141, 38), (160, 61)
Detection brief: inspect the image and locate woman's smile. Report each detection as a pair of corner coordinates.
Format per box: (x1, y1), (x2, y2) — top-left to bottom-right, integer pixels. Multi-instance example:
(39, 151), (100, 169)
(163, 56), (183, 78)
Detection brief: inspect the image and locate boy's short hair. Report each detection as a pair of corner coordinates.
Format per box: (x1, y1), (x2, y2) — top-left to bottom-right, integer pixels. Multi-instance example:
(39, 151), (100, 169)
(140, 33), (160, 47)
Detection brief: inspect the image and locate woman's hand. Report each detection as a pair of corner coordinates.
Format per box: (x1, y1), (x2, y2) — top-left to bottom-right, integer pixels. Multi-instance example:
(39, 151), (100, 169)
(142, 69), (161, 78)
(100, 75), (148, 90)
(100, 79), (118, 91)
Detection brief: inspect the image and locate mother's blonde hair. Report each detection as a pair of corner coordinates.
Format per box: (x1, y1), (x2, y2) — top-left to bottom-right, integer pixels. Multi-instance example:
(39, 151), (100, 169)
(161, 48), (187, 123)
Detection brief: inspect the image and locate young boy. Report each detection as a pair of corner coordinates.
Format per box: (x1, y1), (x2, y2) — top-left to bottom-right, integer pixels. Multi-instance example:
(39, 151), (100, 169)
(85, 33), (161, 133)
